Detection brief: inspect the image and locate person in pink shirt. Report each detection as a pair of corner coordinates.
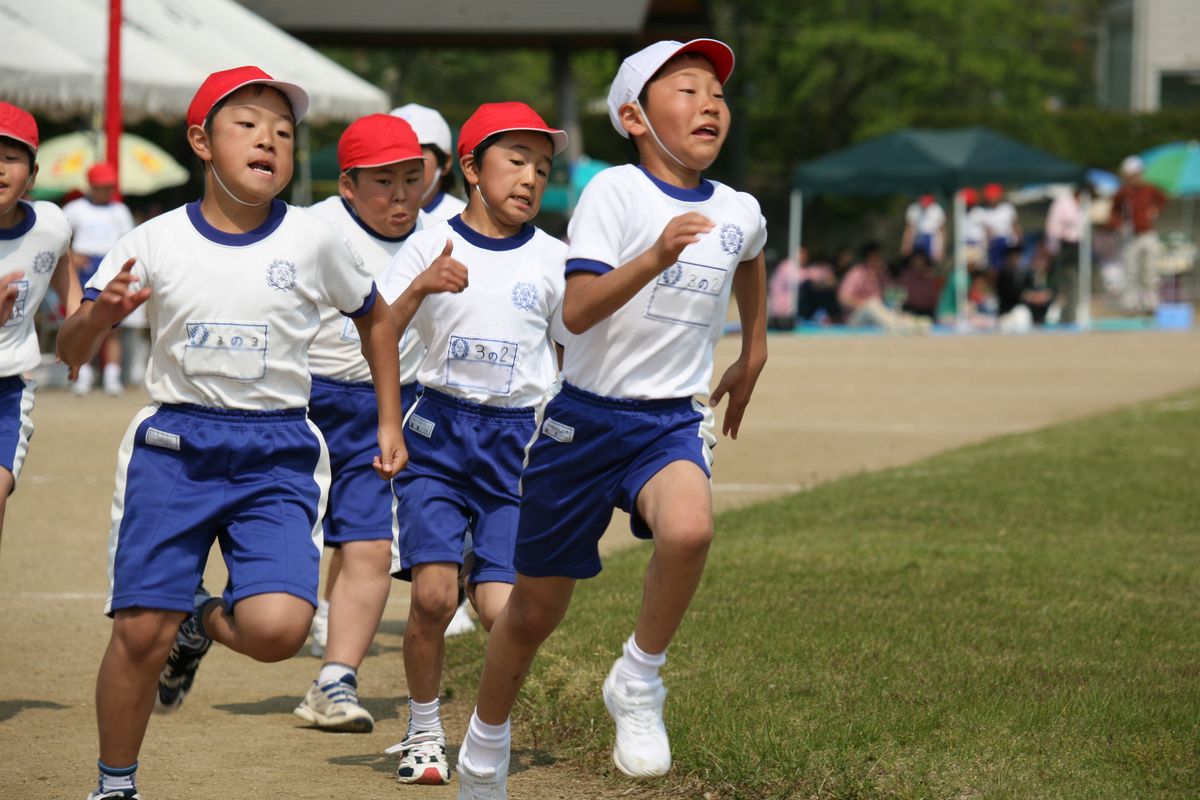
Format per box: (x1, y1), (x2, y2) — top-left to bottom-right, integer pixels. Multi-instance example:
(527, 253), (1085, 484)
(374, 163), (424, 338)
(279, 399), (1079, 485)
(838, 242), (930, 332)
(767, 246), (803, 329)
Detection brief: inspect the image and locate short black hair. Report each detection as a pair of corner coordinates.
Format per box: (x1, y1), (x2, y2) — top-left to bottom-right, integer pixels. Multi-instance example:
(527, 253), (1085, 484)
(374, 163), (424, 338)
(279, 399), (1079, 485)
(0, 136), (35, 169)
(860, 241), (882, 260)
(201, 84), (294, 137)
(470, 130), (554, 171)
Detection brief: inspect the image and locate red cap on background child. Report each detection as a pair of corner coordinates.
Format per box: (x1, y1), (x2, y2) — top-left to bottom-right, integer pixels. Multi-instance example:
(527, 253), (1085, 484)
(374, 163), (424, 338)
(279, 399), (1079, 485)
(983, 183), (1005, 202)
(186, 66), (310, 129)
(87, 163), (119, 188)
(0, 102), (39, 154)
(606, 39), (735, 138)
(457, 102), (568, 160)
(338, 114), (423, 171)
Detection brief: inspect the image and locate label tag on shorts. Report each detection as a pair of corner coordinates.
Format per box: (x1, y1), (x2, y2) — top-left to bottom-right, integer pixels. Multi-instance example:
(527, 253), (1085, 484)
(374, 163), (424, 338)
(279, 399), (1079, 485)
(408, 414), (435, 438)
(145, 427), (181, 451)
(541, 418), (574, 443)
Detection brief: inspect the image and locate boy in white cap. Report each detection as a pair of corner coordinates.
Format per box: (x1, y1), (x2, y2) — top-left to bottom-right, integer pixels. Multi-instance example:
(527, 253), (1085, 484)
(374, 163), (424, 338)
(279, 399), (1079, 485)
(378, 101), (569, 786)
(0, 101), (81, 539)
(392, 103), (468, 222)
(455, 39), (768, 798)
(292, 113), (427, 733)
(58, 66), (405, 800)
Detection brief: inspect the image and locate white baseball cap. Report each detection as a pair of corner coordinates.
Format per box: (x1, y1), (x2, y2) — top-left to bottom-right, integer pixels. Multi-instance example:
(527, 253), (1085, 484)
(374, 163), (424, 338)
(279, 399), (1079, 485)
(390, 103), (453, 155)
(606, 39), (735, 138)
(1120, 155), (1144, 176)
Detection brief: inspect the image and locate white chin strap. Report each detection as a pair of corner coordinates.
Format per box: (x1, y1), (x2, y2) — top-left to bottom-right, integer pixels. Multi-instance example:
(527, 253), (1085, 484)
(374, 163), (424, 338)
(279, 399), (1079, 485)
(634, 99), (689, 170)
(211, 164), (268, 208)
(421, 168), (442, 204)
(474, 183), (492, 211)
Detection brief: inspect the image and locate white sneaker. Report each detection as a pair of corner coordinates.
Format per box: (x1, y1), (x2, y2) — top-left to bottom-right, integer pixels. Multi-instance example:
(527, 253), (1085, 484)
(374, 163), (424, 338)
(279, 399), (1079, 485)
(310, 601), (328, 658)
(445, 600), (476, 637)
(293, 675), (374, 733)
(387, 730), (450, 785)
(71, 364), (94, 396)
(456, 746), (508, 799)
(602, 659), (671, 777)
(86, 791), (141, 799)
(102, 365), (123, 396)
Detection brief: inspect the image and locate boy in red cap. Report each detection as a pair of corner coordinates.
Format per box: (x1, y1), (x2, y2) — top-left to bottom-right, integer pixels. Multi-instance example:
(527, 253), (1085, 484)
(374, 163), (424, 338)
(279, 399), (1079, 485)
(980, 183), (1021, 270)
(63, 162), (135, 395)
(454, 40), (768, 798)
(291, 113), (426, 733)
(0, 101), (81, 540)
(57, 67), (406, 800)
(375, 101), (569, 786)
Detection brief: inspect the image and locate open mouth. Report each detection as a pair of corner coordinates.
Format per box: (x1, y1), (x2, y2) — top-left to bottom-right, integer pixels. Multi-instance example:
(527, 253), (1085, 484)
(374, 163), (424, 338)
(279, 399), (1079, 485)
(509, 194), (533, 210)
(248, 160), (274, 177)
(693, 125), (720, 140)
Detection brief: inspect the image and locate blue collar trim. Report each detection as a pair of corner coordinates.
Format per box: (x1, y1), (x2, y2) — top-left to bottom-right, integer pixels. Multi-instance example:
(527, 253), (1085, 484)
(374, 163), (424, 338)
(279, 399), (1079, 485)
(340, 198), (414, 243)
(0, 200), (36, 240)
(186, 199), (287, 246)
(423, 192), (446, 213)
(637, 165), (714, 202)
(448, 214), (535, 251)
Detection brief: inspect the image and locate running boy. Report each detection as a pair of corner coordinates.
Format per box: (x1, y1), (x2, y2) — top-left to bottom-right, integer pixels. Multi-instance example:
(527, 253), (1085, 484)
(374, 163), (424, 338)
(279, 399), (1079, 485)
(0, 102), (81, 540)
(377, 101), (568, 786)
(292, 112), (426, 733)
(57, 67), (405, 800)
(455, 40), (768, 798)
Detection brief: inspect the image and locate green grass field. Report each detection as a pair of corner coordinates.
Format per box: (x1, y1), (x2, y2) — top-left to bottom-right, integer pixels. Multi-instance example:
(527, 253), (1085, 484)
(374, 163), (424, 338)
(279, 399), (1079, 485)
(449, 390), (1200, 799)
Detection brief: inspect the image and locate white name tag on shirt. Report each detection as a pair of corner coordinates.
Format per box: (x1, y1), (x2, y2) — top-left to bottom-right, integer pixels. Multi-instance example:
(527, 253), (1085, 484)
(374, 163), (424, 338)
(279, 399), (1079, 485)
(445, 335), (518, 396)
(145, 427), (181, 451)
(541, 418), (574, 443)
(645, 260), (728, 329)
(2, 280), (28, 328)
(182, 321), (268, 381)
(340, 316), (361, 343)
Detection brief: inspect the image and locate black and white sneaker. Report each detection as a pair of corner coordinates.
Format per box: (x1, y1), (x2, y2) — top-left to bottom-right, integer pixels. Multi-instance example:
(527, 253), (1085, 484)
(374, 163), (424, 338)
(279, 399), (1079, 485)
(155, 585), (214, 714)
(387, 730), (451, 785)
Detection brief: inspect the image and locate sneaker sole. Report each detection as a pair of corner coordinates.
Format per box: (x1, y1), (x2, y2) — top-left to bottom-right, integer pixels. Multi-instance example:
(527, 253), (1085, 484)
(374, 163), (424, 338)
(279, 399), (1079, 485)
(396, 766), (450, 785)
(292, 704), (374, 733)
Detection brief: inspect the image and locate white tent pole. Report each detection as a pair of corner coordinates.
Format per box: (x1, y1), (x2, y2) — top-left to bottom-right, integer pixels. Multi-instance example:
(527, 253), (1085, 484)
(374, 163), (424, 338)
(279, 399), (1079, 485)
(788, 188), (803, 263)
(1079, 190), (1093, 330)
(954, 189), (967, 331)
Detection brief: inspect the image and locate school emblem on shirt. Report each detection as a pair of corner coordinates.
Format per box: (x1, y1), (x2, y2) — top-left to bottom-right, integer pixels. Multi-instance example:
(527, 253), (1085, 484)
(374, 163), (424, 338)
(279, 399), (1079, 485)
(662, 263), (683, 285)
(719, 223), (744, 257)
(265, 259), (297, 292)
(511, 281), (538, 311)
(32, 251), (55, 275)
(187, 323), (211, 346)
(449, 336), (470, 360)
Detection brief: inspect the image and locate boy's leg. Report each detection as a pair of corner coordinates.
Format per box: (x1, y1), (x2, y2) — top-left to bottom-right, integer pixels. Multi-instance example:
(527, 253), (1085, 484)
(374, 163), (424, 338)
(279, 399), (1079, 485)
(310, 548), (342, 658)
(323, 539), (391, 666)
(96, 609), (185, 777)
(469, 580), (513, 632)
(201, 592), (313, 662)
(0, 468), (11, 540)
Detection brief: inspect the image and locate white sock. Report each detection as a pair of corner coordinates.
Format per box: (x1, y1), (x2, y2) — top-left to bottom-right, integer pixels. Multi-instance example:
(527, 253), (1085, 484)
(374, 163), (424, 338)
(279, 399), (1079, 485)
(316, 598), (330, 618)
(98, 760), (137, 794)
(616, 634), (666, 685)
(407, 697), (443, 735)
(318, 662), (354, 686)
(460, 709), (510, 773)
(103, 363), (121, 380)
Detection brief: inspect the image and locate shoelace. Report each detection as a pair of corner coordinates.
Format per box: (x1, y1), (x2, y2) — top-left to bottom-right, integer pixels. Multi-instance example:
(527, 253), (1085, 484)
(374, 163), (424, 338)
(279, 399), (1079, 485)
(321, 679), (360, 705)
(614, 683), (665, 737)
(384, 731), (446, 758)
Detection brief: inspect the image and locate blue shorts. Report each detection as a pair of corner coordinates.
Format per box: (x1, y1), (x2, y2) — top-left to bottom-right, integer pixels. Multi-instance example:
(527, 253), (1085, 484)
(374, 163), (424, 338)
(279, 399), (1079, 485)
(309, 377), (419, 546)
(514, 383), (715, 580)
(913, 233), (935, 262)
(0, 375), (35, 487)
(78, 255), (103, 289)
(391, 388), (535, 585)
(106, 403), (329, 616)
(987, 237), (1014, 270)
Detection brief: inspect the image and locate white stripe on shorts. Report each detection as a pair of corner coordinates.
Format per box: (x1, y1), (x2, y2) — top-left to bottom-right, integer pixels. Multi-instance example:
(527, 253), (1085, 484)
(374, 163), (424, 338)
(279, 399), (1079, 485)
(390, 395), (424, 574)
(8, 377), (36, 484)
(106, 404), (159, 615)
(305, 416), (332, 558)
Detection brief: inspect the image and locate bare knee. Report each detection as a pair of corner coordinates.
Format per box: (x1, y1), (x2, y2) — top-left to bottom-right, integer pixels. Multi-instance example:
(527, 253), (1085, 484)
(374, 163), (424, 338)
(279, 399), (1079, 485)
(112, 610), (182, 663)
(505, 587), (568, 645)
(654, 517), (713, 560)
(243, 617), (310, 662)
(410, 578), (458, 628)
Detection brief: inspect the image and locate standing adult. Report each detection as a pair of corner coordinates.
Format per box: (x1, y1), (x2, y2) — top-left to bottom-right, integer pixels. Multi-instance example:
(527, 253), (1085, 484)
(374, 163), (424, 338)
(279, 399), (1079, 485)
(1107, 156), (1168, 313)
(1044, 187), (1086, 324)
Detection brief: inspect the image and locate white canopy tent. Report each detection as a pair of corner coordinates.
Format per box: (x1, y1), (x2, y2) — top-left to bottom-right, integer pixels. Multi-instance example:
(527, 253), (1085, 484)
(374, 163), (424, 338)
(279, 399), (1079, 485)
(0, 0), (388, 124)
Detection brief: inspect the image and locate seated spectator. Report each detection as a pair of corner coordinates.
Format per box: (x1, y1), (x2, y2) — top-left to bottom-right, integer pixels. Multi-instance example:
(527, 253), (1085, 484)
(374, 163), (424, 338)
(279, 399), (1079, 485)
(838, 242), (930, 333)
(797, 252), (842, 323)
(997, 244), (1055, 326)
(768, 246), (804, 330)
(896, 251), (942, 319)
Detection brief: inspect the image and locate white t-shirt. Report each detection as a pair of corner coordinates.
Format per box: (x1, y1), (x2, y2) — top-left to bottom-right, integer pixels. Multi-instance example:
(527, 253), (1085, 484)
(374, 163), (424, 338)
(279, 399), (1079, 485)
(905, 202), (945, 235)
(0, 201), (72, 376)
(562, 164), (767, 400)
(306, 196), (426, 384)
(980, 202), (1018, 241)
(964, 206), (987, 244)
(62, 197), (134, 258)
(422, 192), (467, 223)
(85, 200), (376, 410)
(377, 215), (566, 408)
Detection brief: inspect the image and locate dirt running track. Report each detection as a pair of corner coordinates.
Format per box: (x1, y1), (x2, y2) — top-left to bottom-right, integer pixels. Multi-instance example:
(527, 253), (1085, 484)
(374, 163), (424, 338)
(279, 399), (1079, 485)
(3, 330), (1199, 799)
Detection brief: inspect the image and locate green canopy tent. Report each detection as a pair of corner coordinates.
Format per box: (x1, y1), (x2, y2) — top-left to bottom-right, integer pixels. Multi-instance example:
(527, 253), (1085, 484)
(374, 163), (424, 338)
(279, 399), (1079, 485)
(790, 127), (1090, 328)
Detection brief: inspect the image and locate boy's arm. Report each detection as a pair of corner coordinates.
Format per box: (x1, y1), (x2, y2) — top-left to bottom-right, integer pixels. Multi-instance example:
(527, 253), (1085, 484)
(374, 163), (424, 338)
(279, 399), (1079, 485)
(57, 258), (150, 367)
(50, 252), (82, 317)
(0, 271), (24, 325)
(352, 299), (407, 481)
(561, 212), (714, 334)
(709, 250), (768, 439)
(388, 239), (468, 334)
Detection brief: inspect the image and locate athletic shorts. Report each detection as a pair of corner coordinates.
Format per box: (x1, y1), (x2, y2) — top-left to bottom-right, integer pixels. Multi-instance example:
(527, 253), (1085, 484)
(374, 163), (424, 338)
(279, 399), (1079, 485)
(514, 382), (715, 580)
(0, 375), (35, 489)
(391, 388), (535, 585)
(309, 377), (419, 546)
(105, 403), (329, 616)
(77, 255), (103, 289)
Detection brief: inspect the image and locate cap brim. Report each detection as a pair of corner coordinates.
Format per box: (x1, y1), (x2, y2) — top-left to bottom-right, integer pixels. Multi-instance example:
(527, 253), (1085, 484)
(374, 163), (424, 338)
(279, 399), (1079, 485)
(343, 153), (425, 171)
(485, 126), (570, 157)
(0, 131), (38, 154)
(209, 78), (311, 126)
(672, 39), (735, 84)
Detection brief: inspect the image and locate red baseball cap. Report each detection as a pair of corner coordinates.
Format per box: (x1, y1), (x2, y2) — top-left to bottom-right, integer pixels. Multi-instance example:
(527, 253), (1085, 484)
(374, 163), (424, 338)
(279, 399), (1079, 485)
(983, 183), (1004, 201)
(186, 66), (309, 129)
(338, 114), (422, 171)
(0, 102), (39, 154)
(457, 102), (568, 160)
(961, 187), (979, 205)
(87, 163), (119, 187)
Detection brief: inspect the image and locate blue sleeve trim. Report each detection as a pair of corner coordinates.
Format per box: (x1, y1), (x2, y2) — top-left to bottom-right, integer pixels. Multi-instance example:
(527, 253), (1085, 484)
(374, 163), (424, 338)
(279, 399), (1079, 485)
(82, 287), (101, 302)
(565, 258), (613, 277)
(342, 282), (378, 319)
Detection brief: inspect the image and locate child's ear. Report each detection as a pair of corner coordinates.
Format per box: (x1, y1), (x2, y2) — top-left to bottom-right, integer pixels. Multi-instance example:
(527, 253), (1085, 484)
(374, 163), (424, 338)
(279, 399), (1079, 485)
(459, 153), (479, 187)
(619, 102), (647, 138)
(187, 124), (213, 163)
